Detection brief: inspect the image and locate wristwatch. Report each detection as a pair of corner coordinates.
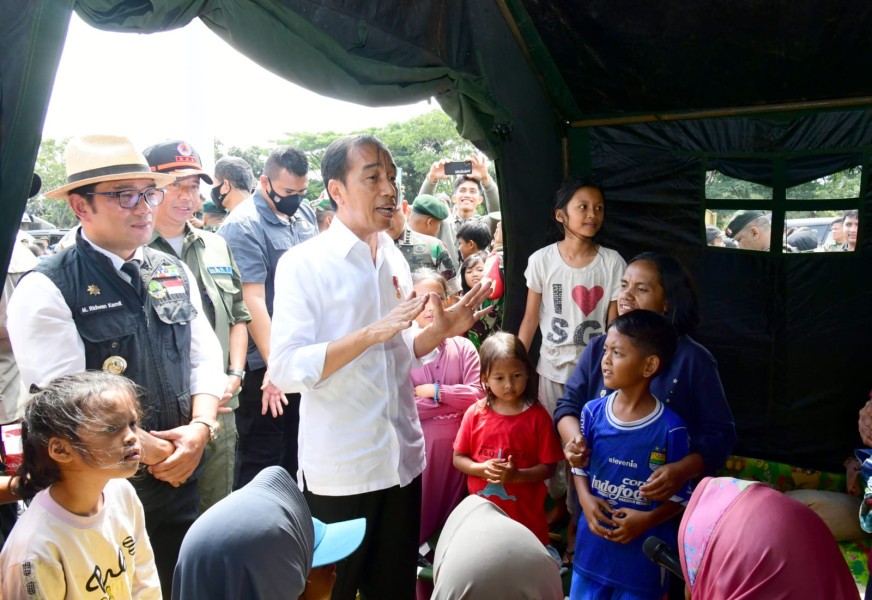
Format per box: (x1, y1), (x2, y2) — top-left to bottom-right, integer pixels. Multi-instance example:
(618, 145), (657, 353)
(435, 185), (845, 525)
(190, 418), (219, 441)
(226, 369), (245, 381)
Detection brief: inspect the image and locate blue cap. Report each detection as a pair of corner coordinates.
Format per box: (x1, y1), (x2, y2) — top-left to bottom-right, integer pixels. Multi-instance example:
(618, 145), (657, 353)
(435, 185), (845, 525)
(311, 517), (366, 567)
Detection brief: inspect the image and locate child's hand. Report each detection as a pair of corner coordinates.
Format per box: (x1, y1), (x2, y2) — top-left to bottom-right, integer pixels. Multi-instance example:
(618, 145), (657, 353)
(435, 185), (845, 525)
(483, 457), (513, 484)
(640, 463), (687, 502)
(609, 508), (651, 544)
(845, 457), (863, 497)
(579, 495), (615, 538)
(564, 433), (591, 469)
(480, 458), (503, 482)
(415, 384), (436, 399)
(860, 396), (872, 447)
(488, 455), (518, 484)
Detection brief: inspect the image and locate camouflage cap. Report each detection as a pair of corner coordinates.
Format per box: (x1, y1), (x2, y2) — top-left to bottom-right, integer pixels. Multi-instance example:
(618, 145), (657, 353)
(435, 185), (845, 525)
(309, 191), (334, 213)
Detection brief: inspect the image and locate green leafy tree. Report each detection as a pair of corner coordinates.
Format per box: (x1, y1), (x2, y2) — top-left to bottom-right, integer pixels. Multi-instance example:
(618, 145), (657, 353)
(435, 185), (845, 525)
(372, 109), (479, 196)
(705, 171), (772, 200)
(214, 110), (486, 206)
(214, 140), (269, 179)
(277, 109), (482, 203)
(277, 131), (343, 202)
(785, 167), (862, 200)
(279, 131), (344, 174)
(707, 169), (855, 229)
(27, 137), (78, 229)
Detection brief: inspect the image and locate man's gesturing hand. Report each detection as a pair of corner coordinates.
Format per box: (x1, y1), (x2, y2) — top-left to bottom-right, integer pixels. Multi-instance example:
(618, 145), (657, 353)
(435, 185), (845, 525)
(429, 281), (493, 339)
(367, 293), (428, 345)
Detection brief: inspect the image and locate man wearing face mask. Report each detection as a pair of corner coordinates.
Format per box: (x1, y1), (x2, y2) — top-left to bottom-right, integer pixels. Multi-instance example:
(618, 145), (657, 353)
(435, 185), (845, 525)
(212, 156), (256, 214)
(218, 146), (317, 489)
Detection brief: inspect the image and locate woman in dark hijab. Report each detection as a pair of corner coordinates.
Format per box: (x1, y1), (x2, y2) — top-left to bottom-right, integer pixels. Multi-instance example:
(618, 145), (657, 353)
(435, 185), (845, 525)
(172, 466), (365, 600)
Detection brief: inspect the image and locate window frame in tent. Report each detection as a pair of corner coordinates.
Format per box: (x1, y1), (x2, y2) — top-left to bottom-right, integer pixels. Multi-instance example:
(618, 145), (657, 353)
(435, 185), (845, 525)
(697, 150), (868, 254)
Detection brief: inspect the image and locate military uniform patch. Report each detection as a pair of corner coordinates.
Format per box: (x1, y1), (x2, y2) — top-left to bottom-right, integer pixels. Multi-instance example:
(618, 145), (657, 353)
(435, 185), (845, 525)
(148, 280), (167, 299)
(153, 265), (181, 279)
(164, 278), (186, 295)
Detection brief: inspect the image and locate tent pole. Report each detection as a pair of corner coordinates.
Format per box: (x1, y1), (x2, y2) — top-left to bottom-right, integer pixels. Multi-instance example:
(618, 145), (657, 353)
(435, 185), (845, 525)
(570, 96), (872, 128)
(494, 0), (564, 120)
(561, 131), (569, 178)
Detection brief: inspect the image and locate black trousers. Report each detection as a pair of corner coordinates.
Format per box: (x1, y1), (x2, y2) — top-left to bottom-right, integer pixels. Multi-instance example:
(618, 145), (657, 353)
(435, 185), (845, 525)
(144, 478), (198, 599)
(233, 365), (300, 489)
(305, 475), (422, 600)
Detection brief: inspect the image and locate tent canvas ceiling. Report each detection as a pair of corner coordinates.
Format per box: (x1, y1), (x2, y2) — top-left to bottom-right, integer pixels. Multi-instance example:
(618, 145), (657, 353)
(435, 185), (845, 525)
(518, 0), (872, 119)
(2, 0), (871, 471)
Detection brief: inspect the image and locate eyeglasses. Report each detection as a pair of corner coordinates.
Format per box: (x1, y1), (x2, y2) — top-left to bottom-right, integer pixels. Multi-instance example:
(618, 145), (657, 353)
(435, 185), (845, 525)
(84, 188), (166, 209)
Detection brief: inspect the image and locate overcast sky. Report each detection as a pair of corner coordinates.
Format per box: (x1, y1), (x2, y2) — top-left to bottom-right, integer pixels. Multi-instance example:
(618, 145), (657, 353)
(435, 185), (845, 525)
(42, 14), (433, 161)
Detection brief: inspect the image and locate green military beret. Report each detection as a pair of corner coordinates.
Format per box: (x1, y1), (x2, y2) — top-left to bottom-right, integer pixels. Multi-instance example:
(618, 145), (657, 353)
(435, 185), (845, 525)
(412, 194), (449, 220)
(201, 200), (227, 215)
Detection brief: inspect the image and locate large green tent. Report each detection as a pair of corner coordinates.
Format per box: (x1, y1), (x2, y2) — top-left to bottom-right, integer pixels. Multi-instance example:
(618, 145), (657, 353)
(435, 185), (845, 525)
(2, 1), (871, 471)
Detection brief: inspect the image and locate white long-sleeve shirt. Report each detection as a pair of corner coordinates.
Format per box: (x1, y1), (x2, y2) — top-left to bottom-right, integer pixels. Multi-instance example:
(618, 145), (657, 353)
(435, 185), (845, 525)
(270, 216), (428, 496)
(6, 231), (225, 401)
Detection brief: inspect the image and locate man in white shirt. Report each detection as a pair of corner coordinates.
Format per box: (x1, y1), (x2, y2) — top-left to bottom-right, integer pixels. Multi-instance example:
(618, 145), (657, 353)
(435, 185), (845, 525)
(6, 135), (226, 596)
(270, 134), (490, 600)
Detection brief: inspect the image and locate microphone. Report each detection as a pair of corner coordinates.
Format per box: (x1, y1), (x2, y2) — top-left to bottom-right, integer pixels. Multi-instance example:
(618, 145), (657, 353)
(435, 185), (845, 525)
(643, 536), (684, 581)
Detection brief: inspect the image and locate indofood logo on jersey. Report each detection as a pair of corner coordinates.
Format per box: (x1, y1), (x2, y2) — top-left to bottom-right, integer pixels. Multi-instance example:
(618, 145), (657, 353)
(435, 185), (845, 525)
(590, 475), (651, 507)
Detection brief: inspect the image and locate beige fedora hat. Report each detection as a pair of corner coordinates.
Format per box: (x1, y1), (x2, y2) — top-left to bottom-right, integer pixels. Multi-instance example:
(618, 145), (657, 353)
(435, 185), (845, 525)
(45, 135), (177, 199)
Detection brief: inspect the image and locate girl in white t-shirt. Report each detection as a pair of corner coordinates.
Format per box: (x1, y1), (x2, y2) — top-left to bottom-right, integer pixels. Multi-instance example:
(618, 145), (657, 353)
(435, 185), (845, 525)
(0, 371), (161, 600)
(518, 177), (625, 536)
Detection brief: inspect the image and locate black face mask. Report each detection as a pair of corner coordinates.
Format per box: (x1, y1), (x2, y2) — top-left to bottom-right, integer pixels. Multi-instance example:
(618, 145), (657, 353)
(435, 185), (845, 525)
(266, 177), (304, 218)
(211, 183), (229, 209)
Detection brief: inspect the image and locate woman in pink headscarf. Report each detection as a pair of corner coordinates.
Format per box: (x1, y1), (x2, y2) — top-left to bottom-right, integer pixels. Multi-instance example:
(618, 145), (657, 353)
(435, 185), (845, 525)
(679, 476), (858, 600)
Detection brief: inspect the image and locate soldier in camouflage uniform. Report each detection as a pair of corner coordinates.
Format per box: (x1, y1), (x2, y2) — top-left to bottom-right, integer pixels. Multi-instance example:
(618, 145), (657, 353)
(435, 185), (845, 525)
(309, 192), (336, 233)
(387, 201), (461, 296)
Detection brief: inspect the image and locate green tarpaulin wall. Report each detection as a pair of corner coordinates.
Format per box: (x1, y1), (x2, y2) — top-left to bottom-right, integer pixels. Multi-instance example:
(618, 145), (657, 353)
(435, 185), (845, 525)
(2, 0), (872, 471)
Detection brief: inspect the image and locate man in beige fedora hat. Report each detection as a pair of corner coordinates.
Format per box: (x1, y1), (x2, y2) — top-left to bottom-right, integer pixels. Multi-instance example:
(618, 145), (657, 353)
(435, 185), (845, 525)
(7, 134), (226, 595)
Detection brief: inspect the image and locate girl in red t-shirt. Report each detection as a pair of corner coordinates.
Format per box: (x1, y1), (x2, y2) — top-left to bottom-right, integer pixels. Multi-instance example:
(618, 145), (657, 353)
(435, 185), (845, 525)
(453, 332), (565, 546)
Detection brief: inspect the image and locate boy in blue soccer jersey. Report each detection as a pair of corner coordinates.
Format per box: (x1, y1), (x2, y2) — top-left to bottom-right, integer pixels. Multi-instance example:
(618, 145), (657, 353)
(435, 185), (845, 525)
(570, 310), (690, 600)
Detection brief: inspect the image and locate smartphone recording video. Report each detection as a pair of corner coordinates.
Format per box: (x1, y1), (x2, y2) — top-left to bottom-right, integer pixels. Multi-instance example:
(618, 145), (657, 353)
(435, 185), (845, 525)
(444, 161), (473, 175)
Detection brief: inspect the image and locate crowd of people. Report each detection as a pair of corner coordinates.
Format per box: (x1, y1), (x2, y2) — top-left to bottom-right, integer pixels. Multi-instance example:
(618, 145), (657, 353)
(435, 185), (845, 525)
(705, 209), (860, 252)
(0, 131), (863, 600)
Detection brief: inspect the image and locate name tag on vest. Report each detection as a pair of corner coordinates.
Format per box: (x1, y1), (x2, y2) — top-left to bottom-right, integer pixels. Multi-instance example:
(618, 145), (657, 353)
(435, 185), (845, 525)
(79, 300), (124, 315)
(207, 266), (233, 276)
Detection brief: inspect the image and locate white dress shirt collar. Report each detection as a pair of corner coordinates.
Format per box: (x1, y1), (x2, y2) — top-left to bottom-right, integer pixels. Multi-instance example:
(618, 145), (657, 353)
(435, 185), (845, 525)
(328, 214), (395, 261)
(79, 228), (145, 270)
